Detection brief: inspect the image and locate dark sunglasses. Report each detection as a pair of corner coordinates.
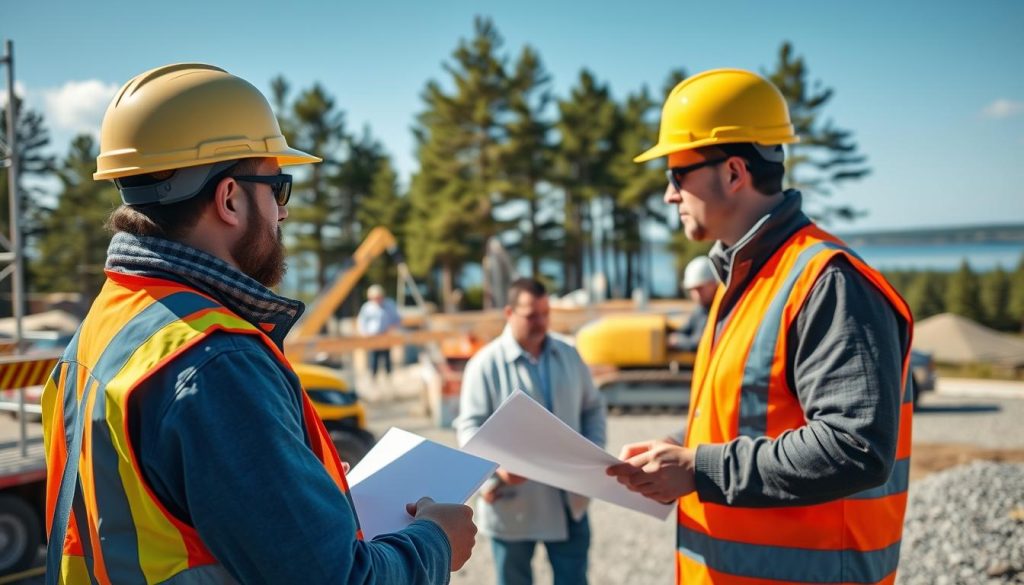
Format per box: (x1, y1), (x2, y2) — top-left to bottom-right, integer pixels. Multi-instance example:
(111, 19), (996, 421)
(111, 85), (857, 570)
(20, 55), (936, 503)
(232, 174), (293, 206)
(665, 158), (728, 192)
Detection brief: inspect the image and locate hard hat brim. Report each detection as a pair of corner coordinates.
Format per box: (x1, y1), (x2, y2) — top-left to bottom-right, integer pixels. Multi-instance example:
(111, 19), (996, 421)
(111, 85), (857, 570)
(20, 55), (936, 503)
(633, 135), (799, 164)
(94, 147), (322, 181)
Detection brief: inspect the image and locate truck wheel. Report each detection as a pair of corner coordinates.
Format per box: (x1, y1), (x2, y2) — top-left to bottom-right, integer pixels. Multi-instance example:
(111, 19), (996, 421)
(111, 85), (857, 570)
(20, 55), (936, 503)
(330, 428), (376, 468)
(0, 494), (41, 574)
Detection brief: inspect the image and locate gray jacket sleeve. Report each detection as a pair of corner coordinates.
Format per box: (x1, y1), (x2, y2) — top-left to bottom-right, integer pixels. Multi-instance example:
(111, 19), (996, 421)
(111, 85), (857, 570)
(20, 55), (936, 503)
(694, 257), (909, 507)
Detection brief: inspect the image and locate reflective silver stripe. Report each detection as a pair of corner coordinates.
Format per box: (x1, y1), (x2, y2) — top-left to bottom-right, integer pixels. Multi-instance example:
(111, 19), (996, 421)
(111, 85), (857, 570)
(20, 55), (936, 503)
(158, 563), (239, 584)
(678, 523), (901, 583)
(847, 457), (910, 500)
(738, 242), (848, 437)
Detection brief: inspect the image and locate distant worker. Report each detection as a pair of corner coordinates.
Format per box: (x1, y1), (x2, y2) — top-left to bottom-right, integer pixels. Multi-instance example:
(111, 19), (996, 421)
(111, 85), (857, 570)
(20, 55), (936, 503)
(455, 278), (607, 585)
(668, 255), (718, 352)
(40, 63), (475, 585)
(358, 283), (402, 377)
(607, 68), (914, 584)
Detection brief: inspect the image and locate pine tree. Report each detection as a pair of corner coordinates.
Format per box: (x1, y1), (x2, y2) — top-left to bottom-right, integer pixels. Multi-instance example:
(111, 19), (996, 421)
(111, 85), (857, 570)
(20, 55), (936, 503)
(274, 81), (347, 292)
(767, 42), (870, 223)
(905, 271), (947, 321)
(498, 45), (555, 279)
(1009, 254), (1024, 332)
(406, 16), (509, 310)
(358, 156), (408, 294)
(609, 87), (664, 297)
(553, 69), (618, 293)
(945, 260), (985, 323)
(30, 135), (119, 297)
(1, 97), (55, 253)
(981, 266), (1013, 331)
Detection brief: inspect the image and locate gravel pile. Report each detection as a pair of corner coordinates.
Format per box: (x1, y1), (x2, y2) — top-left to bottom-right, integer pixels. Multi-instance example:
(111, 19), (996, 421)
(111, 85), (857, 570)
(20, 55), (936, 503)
(899, 461), (1024, 584)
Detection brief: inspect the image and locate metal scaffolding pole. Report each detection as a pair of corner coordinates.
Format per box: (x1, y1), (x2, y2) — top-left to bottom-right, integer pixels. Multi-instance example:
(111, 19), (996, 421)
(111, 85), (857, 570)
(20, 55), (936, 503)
(1, 39), (28, 455)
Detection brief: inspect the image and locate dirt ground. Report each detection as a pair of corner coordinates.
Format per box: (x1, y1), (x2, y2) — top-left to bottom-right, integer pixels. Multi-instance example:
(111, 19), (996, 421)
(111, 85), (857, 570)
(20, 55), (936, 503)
(910, 442), (1024, 481)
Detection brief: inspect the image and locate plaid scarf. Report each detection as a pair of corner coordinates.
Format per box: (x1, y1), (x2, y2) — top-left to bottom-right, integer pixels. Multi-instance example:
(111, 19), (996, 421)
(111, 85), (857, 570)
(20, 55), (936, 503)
(105, 232), (304, 347)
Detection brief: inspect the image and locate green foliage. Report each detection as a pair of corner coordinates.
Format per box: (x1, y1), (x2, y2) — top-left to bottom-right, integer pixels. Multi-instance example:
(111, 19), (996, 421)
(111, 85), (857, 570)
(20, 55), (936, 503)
(552, 69), (619, 292)
(905, 271), (947, 321)
(1, 97), (55, 251)
(30, 135), (119, 296)
(358, 156), (409, 291)
(406, 16), (510, 309)
(498, 45), (556, 279)
(981, 266), (1013, 330)
(767, 42), (870, 224)
(273, 79), (396, 311)
(945, 260), (985, 323)
(1010, 254), (1024, 332)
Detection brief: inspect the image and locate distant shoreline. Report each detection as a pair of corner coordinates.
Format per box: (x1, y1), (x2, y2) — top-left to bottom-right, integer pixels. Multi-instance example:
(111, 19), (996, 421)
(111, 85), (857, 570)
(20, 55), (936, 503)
(836, 223), (1024, 246)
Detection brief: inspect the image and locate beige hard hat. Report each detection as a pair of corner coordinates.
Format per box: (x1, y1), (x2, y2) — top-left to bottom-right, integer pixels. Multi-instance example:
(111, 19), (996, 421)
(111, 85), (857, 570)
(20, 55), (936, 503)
(94, 63), (320, 182)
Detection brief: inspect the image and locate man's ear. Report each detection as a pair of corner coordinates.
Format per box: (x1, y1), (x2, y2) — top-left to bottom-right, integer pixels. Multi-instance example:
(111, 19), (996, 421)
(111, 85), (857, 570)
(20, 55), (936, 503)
(725, 157), (749, 192)
(212, 176), (244, 227)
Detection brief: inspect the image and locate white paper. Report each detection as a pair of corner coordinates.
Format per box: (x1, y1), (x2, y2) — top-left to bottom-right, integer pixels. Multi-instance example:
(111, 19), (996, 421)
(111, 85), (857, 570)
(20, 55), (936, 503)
(347, 427), (498, 540)
(462, 391), (673, 520)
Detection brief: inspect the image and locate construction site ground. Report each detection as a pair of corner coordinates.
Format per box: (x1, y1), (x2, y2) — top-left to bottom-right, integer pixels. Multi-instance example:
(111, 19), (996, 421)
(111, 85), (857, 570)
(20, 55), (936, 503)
(4, 373), (1024, 584)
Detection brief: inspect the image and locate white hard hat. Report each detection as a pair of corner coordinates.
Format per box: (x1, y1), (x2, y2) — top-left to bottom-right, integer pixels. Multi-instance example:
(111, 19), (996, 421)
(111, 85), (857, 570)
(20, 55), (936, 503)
(682, 256), (717, 290)
(367, 284), (385, 299)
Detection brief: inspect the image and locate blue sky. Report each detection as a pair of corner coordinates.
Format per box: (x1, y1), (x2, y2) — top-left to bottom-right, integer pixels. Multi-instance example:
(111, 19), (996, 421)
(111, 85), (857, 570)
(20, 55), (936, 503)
(3, 0), (1023, 232)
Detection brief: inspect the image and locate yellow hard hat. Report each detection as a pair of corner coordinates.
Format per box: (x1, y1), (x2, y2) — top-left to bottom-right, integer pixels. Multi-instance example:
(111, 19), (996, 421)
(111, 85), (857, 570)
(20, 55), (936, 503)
(634, 68), (799, 163)
(94, 63), (320, 181)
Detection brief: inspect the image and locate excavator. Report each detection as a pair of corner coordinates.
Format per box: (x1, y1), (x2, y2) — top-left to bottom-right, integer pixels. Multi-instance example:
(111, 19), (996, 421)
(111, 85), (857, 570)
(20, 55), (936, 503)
(575, 313), (696, 410)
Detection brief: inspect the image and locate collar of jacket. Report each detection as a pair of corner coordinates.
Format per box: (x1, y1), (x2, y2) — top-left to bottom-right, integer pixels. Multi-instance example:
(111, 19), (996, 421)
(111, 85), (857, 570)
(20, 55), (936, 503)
(498, 325), (556, 364)
(105, 232), (304, 348)
(707, 189), (811, 315)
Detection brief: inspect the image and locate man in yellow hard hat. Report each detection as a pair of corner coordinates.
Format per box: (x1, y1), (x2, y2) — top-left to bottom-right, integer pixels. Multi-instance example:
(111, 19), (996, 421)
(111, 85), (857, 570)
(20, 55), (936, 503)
(607, 69), (914, 584)
(41, 63), (476, 585)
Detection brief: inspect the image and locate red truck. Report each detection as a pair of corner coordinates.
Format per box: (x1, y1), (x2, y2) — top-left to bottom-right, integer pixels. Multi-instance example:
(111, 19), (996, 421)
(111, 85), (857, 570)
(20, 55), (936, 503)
(0, 353), (58, 576)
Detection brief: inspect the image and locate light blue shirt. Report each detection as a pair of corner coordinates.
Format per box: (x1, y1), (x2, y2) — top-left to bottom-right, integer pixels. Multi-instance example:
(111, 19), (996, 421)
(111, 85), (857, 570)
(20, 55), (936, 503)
(454, 326), (606, 541)
(357, 298), (401, 335)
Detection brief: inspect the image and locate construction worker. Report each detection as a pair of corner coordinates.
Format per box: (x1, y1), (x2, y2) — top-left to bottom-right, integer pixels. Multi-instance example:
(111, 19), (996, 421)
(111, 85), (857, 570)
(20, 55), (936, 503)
(358, 284), (402, 378)
(454, 278), (606, 585)
(667, 255), (717, 352)
(40, 63), (475, 584)
(606, 69), (913, 584)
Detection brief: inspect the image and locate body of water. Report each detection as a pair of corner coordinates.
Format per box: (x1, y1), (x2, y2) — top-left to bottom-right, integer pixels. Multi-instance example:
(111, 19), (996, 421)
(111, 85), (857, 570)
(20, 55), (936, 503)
(547, 241), (1024, 299)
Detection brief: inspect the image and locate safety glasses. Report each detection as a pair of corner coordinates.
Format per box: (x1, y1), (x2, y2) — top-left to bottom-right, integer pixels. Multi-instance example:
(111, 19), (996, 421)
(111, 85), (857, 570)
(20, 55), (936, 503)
(665, 158), (728, 192)
(232, 174), (293, 206)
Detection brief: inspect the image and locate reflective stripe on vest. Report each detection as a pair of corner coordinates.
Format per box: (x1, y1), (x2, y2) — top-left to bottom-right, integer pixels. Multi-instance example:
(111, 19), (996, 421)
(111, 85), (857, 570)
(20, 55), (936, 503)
(42, 272), (355, 585)
(679, 224), (913, 585)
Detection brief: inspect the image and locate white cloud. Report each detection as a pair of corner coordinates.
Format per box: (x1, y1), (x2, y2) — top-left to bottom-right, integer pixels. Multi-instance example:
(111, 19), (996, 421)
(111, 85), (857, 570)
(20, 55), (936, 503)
(0, 80), (27, 109)
(981, 98), (1024, 119)
(42, 79), (118, 135)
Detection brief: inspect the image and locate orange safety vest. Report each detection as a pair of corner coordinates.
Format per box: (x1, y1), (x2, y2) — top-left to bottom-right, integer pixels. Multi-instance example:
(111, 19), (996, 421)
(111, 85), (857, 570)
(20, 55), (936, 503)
(41, 271), (356, 585)
(679, 224), (914, 585)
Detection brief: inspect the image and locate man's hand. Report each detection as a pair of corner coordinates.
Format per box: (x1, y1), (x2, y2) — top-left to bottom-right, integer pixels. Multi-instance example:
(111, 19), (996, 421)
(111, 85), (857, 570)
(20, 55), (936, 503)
(495, 468), (526, 485)
(606, 440), (696, 503)
(406, 497), (477, 571)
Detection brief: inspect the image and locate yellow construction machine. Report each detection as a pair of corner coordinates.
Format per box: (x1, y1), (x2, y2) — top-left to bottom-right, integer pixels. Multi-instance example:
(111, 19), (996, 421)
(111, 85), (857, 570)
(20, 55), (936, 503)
(575, 312), (696, 410)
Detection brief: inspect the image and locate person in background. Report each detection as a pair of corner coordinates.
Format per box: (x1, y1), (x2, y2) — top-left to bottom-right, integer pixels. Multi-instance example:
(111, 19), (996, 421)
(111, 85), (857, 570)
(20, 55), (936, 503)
(668, 255), (718, 352)
(455, 277), (607, 585)
(358, 283), (402, 379)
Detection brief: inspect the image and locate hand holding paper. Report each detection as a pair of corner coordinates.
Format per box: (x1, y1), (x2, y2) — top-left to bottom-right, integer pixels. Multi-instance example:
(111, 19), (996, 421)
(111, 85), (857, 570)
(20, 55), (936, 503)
(461, 391), (673, 520)
(346, 427), (497, 540)
(606, 440), (697, 504)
